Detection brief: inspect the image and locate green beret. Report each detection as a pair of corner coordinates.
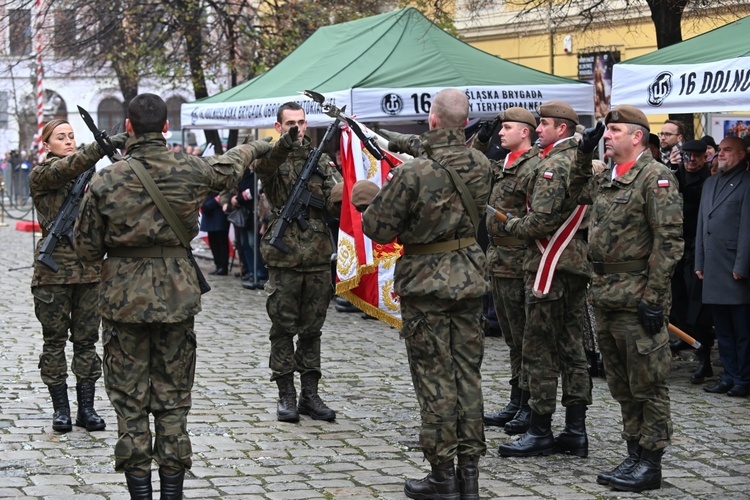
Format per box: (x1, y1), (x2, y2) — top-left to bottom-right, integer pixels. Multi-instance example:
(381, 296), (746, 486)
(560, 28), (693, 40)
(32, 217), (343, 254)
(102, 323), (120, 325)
(499, 107), (537, 129)
(605, 105), (650, 131)
(536, 100), (579, 125)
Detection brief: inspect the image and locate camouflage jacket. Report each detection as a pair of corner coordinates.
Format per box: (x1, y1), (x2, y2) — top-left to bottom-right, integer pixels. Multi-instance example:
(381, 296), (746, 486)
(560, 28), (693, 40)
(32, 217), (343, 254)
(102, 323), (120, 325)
(254, 135), (342, 270)
(486, 146), (541, 278)
(505, 138), (590, 278)
(362, 127), (492, 300)
(74, 133), (270, 323)
(570, 149), (684, 310)
(29, 142), (106, 287)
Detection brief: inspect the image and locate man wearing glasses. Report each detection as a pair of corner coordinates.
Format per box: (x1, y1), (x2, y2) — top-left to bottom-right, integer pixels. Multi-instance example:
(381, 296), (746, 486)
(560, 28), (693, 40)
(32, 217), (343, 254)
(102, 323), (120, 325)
(658, 120), (685, 169)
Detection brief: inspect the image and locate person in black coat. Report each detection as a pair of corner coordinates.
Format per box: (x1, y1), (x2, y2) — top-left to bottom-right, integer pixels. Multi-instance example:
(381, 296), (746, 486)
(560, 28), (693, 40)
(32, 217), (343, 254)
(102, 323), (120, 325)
(669, 140), (714, 383)
(200, 192), (230, 275)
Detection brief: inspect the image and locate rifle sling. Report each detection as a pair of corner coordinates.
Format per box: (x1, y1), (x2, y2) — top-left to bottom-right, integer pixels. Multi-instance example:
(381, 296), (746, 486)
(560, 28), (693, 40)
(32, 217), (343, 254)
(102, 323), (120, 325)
(126, 158), (192, 248)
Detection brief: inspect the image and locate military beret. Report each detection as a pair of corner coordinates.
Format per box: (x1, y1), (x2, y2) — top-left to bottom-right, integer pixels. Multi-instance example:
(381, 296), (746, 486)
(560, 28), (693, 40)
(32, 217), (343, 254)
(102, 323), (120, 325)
(499, 107), (536, 129)
(350, 180), (380, 212)
(605, 105), (650, 131)
(536, 100), (579, 125)
(682, 140), (707, 153)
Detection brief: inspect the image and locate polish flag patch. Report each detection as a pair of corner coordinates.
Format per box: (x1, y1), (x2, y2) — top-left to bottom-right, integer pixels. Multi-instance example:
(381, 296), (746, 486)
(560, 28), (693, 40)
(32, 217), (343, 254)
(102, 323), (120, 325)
(386, 170), (394, 182)
(657, 178), (670, 188)
(543, 171), (554, 180)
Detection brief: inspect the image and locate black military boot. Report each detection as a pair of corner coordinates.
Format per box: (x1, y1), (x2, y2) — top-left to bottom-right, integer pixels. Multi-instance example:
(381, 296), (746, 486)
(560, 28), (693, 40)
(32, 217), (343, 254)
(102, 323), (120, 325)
(298, 373), (336, 421)
(484, 385), (521, 427)
(457, 455), (479, 500)
(503, 389), (531, 435)
(498, 411), (555, 457)
(596, 440), (641, 485)
(609, 448), (664, 492)
(275, 374), (299, 423)
(75, 381), (106, 431)
(690, 346), (714, 384)
(49, 384), (72, 433)
(159, 468), (185, 500)
(404, 460), (460, 500)
(125, 471), (153, 500)
(554, 404), (588, 457)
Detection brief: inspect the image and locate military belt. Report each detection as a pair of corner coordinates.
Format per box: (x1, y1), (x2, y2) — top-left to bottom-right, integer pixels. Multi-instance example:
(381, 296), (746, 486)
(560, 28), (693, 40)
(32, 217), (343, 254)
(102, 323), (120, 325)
(107, 246), (188, 258)
(492, 236), (525, 247)
(591, 259), (648, 274)
(403, 237), (476, 255)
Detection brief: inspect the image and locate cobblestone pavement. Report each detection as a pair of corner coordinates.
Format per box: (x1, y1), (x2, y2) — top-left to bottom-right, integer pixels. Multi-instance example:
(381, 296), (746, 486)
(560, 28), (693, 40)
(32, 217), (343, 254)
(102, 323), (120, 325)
(1, 208), (749, 499)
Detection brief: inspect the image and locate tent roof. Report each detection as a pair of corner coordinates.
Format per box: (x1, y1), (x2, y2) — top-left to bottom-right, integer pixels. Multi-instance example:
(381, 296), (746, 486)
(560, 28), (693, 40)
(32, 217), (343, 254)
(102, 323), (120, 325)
(620, 15), (750, 66)
(196, 7), (583, 104)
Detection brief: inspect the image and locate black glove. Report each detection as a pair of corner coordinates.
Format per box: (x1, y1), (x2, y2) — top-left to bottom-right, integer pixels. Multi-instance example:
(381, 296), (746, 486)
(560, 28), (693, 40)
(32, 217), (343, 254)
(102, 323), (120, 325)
(637, 302), (664, 336)
(279, 125), (299, 149)
(477, 116), (500, 143)
(578, 121), (605, 154)
(109, 132), (129, 151)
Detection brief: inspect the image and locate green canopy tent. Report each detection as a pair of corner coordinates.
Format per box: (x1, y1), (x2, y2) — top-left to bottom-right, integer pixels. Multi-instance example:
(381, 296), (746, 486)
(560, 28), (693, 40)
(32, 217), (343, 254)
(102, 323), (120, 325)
(612, 15), (750, 114)
(181, 7), (592, 130)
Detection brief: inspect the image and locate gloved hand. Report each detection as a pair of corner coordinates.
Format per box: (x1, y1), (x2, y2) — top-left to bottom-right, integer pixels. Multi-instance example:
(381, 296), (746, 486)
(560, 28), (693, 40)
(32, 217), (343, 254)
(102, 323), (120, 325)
(378, 129), (403, 154)
(477, 116), (500, 143)
(279, 125), (299, 149)
(109, 132), (129, 151)
(637, 301), (664, 335)
(504, 212), (519, 233)
(330, 182), (344, 203)
(350, 180), (380, 212)
(578, 121), (605, 154)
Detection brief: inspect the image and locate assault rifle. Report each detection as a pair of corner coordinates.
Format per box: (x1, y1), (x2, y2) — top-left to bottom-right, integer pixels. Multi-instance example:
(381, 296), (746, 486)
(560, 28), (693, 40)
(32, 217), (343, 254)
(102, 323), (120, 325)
(269, 101), (345, 254)
(37, 107), (121, 272)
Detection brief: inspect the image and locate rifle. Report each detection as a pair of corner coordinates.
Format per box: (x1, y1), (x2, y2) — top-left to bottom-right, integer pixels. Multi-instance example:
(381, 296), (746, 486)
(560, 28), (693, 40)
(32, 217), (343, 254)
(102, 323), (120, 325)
(268, 102), (345, 254)
(36, 107), (121, 272)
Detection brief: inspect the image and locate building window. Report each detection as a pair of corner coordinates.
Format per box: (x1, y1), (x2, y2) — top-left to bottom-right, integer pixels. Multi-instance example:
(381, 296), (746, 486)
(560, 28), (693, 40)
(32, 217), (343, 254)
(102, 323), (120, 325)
(9, 10), (32, 56)
(97, 98), (124, 133)
(54, 10), (77, 58)
(0, 91), (8, 128)
(166, 96), (186, 131)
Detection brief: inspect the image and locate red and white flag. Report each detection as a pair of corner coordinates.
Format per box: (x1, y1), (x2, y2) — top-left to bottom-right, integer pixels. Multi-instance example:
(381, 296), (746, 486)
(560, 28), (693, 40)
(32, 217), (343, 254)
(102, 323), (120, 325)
(335, 125), (404, 328)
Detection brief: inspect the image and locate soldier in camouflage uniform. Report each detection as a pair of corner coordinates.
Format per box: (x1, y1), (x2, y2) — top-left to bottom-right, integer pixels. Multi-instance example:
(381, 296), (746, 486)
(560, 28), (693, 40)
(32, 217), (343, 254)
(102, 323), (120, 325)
(255, 102), (343, 424)
(497, 101), (592, 459)
(570, 105), (683, 493)
(353, 89), (491, 500)
(29, 119), (126, 434)
(476, 108), (540, 432)
(74, 94), (272, 499)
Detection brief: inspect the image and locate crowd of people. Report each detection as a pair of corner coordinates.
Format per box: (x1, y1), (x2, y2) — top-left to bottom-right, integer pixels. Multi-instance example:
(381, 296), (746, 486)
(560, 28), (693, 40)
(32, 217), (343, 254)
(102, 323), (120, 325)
(22, 87), (750, 500)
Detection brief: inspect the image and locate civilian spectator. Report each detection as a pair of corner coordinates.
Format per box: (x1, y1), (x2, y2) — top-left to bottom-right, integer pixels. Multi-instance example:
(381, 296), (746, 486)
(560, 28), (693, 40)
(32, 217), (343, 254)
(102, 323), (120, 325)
(695, 137), (750, 398)
(200, 192), (230, 276)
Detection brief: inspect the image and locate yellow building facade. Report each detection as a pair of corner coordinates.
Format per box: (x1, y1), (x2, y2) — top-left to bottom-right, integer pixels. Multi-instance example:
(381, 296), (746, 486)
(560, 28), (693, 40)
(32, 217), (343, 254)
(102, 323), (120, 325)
(456, 2), (750, 135)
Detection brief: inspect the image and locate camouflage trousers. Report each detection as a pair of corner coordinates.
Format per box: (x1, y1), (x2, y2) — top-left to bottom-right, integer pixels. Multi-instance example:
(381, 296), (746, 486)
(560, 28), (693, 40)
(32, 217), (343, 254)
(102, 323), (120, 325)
(102, 317), (196, 475)
(32, 283), (102, 387)
(524, 272), (592, 415)
(491, 276), (527, 390)
(595, 308), (672, 451)
(266, 267), (333, 381)
(400, 295), (486, 464)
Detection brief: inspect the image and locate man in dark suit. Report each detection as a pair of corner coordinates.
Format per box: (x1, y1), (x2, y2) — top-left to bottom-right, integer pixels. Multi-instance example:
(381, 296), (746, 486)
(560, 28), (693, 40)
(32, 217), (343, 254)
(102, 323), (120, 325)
(695, 137), (750, 397)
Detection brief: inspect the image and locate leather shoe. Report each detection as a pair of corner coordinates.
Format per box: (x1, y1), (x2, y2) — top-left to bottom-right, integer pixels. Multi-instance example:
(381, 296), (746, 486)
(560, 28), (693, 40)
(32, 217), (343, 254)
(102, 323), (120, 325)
(241, 281), (256, 290)
(704, 381), (733, 394)
(727, 384), (749, 397)
(209, 268), (227, 276)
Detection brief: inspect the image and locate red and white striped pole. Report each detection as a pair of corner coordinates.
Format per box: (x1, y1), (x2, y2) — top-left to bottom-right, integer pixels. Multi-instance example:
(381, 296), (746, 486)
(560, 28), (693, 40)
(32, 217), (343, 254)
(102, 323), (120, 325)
(34, 0), (45, 163)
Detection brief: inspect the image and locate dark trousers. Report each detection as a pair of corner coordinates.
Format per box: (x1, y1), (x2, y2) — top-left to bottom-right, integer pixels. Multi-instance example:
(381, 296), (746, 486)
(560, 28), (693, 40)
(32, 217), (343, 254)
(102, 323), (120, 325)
(207, 230), (229, 270)
(711, 304), (750, 386)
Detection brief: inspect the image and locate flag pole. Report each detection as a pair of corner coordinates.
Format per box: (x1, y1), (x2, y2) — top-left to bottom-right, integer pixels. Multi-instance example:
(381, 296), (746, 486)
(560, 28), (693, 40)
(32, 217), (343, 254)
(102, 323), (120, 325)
(34, 0), (45, 163)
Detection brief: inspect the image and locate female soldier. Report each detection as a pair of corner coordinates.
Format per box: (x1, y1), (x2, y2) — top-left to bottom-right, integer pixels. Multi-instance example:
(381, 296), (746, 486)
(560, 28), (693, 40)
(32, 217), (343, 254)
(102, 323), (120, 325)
(29, 119), (125, 433)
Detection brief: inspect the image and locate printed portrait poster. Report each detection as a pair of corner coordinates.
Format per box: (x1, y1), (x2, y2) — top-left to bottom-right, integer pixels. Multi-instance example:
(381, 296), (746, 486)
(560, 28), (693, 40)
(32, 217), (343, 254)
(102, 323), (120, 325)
(578, 51), (620, 121)
(710, 115), (750, 141)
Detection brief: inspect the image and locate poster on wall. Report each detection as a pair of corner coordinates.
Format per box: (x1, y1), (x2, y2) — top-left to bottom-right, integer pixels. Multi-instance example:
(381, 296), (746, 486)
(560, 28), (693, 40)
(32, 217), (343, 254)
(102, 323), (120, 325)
(578, 51), (620, 121)
(709, 114), (750, 142)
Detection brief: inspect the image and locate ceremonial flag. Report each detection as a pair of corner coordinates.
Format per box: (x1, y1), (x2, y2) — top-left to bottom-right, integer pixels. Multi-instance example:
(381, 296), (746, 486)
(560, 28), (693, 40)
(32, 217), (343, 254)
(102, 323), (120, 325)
(335, 125), (404, 328)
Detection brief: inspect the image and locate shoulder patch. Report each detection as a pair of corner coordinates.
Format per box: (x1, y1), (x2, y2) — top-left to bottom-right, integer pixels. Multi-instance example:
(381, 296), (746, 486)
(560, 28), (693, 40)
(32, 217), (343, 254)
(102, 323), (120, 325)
(657, 178), (670, 188)
(543, 171), (554, 180)
(386, 170), (394, 182)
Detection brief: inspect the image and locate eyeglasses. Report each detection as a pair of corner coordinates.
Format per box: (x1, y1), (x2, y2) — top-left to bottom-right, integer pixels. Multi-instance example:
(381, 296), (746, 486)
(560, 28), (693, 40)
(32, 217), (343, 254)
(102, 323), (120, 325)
(659, 132), (678, 138)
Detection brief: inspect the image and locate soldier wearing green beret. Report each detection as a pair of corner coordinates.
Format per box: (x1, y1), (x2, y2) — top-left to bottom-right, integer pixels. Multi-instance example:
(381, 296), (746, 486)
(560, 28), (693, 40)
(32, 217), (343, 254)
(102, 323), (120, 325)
(570, 104), (684, 493)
